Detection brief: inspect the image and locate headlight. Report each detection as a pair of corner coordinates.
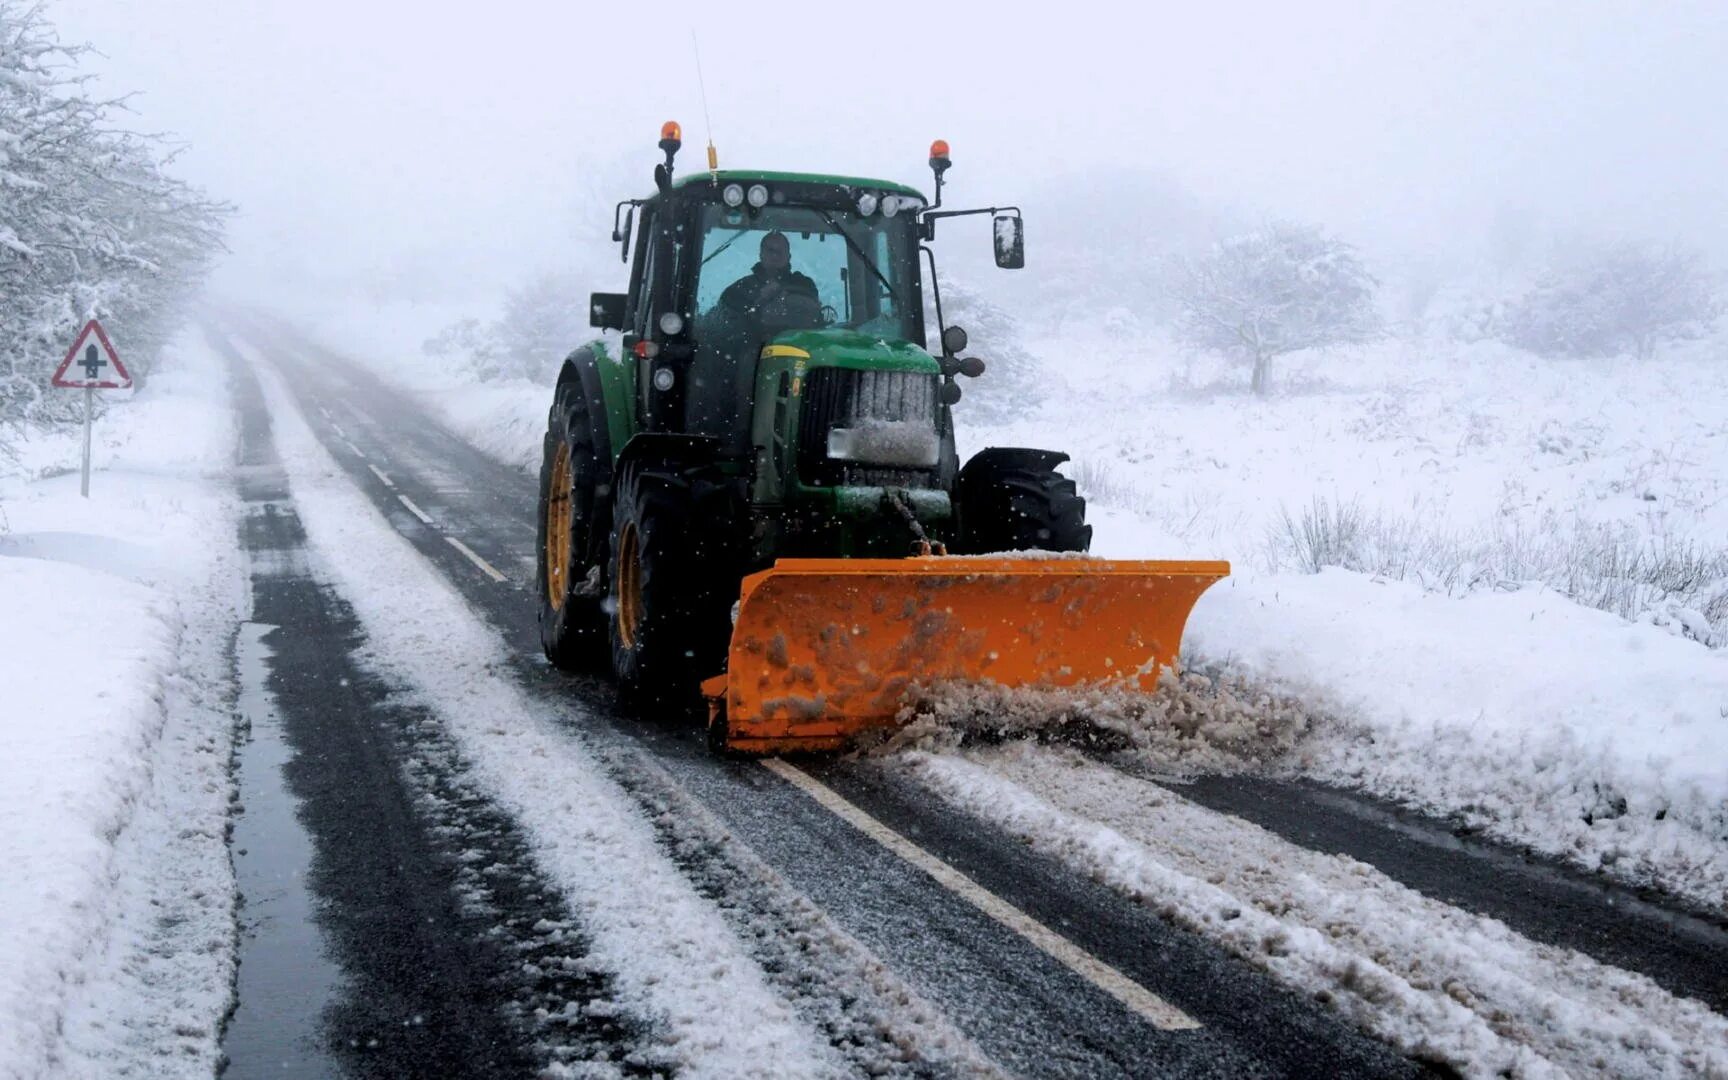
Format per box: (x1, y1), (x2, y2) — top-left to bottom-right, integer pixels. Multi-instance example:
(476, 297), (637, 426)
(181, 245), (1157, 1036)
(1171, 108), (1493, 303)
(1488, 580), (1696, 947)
(722, 184), (744, 208)
(856, 193), (879, 216)
(880, 195), (901, 218)
(746, 184), (769, 208)
(652, 367), (676, 391)
(658, 311), (684, 336)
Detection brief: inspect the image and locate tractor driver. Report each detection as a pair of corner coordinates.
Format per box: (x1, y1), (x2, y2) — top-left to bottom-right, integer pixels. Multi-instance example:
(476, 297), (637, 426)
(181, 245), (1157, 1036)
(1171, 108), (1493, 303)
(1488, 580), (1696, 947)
(717, 231), (819, 322)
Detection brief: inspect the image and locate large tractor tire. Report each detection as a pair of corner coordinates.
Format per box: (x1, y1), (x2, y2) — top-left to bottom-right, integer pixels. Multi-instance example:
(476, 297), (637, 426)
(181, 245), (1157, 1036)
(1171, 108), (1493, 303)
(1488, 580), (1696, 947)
(956, 449), (1092, 555)
(607, 462), (741, 715)
(536, 381), (607, 669)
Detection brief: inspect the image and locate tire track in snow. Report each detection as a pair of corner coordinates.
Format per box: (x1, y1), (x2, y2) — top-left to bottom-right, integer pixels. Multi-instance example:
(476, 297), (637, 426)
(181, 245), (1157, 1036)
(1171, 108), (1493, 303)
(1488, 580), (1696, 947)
(892, 744), (1728, 1078)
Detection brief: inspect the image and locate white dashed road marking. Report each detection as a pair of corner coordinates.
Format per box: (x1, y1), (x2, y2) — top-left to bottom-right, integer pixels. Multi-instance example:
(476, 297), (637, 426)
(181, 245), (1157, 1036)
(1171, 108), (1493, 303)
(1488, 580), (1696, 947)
(759, 758), (1201, 1033)
(367, 464), (394, 488)
(397, 494), (434, 525)
(446, 536), (507, 583)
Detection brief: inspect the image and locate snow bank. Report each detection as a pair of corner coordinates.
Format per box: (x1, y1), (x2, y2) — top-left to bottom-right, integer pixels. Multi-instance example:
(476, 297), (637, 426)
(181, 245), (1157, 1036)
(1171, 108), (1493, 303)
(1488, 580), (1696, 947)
(1187, 568), (1728, 909)
(0, 327), (244, 1077)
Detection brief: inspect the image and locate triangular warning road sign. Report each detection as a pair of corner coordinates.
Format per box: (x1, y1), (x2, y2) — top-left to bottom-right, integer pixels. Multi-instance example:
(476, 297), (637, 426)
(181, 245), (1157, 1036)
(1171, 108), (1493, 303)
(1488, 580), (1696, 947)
(52, 319), (131, 389)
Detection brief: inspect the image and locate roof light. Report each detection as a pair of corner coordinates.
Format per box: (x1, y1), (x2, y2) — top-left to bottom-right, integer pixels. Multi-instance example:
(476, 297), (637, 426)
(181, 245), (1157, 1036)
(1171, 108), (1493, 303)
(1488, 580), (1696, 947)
(929, 139), (950, 163)
(746, 184), (769, 208)
(880, 194), (901, 218)
(660, 120), (682, 144)
(856, 192), (879, 216)
(722, 183), (744, 207)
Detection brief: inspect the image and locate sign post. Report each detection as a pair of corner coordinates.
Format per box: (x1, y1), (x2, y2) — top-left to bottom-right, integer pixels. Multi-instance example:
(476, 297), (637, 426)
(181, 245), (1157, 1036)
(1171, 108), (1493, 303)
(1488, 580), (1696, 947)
(50, 319), (131, 497)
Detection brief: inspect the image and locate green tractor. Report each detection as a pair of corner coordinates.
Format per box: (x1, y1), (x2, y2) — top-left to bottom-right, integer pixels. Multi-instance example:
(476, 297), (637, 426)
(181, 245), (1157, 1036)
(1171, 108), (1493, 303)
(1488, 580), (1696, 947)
(537, 123), (1226, 752)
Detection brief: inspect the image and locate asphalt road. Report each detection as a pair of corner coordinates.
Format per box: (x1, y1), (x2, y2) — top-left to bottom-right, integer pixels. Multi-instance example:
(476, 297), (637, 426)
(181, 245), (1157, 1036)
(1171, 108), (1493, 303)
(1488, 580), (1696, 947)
(212, 317), (1727, 1077)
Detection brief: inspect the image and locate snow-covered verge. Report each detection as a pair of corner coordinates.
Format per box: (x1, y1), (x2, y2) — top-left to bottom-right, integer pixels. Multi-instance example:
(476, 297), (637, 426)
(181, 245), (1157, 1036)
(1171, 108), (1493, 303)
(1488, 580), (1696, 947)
(242, 342), (850, 1077)
(0, 328), (244, 1078)
(887, 745), (1728, 1078)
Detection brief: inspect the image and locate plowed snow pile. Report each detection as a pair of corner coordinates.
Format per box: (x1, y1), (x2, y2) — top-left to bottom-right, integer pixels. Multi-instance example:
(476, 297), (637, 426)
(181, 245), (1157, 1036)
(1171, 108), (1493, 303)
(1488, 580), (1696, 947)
(879, 632), (1728, 915)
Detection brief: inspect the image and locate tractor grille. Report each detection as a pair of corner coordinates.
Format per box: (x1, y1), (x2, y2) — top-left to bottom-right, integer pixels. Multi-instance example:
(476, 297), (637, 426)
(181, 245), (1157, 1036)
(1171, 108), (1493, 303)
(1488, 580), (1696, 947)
(798, 368), (941, 488)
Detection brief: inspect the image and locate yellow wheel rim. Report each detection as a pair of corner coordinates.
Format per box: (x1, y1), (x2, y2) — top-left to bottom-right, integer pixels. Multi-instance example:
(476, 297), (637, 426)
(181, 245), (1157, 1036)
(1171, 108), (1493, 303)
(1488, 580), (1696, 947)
(544, 446), (572, 610)
(617, 520), (643, 650)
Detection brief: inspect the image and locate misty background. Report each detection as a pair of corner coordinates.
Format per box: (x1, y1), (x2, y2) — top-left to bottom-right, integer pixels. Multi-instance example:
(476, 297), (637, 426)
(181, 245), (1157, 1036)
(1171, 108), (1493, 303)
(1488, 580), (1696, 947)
(45, 0), (1728, 316)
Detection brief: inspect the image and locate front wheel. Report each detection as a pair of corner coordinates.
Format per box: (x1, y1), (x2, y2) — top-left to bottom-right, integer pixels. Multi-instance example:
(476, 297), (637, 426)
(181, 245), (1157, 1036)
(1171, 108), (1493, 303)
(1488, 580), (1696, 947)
(955, 449), (1092, 554)
(607, 463), (741, 715)
(536, 382), (606, 669)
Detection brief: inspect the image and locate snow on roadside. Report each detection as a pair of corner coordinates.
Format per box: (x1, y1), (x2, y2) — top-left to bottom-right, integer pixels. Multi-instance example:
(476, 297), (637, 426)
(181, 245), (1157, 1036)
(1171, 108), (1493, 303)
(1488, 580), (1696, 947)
(243, 343), (846, 1078)
(0, 328), (244, 1078)
(1182, 567), (1728, 911)
(893, 745), (1728, 1079)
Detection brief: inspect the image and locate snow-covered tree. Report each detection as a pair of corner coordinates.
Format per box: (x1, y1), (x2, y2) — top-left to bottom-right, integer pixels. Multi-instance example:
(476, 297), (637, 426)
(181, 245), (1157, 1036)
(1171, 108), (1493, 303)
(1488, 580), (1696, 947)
(1500, 241), (1721, 361)
(1172, 222), (1381, 394)
(0, 1), (227, 434)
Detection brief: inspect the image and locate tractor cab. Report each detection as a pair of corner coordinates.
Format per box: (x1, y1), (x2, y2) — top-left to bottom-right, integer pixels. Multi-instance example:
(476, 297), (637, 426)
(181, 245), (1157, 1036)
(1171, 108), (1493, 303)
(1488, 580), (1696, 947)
(595, 169), (932, 454)
(590, 125), (1025, 463)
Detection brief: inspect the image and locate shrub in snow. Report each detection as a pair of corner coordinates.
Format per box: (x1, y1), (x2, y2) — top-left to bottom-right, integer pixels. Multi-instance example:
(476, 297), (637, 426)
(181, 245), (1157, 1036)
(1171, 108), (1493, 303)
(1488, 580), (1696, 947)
(1269, 497), (1728, 647)
(493, 271), (591, 384)
(1173, 222), (1382, 395)
(0, 1), (226, 437)
(423, 271), (589, 385)
(1500, 241), (1722, 361)
(928, 276), (1045, 423)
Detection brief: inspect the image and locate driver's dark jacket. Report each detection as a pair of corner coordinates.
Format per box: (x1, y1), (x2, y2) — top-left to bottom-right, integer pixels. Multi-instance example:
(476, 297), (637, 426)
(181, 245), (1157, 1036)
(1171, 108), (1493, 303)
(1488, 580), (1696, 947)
(717, 263), (819, 316)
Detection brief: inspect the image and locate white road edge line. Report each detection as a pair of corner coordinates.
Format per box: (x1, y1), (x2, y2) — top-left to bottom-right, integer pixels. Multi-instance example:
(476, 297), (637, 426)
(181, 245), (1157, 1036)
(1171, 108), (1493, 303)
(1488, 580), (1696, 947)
(446, 536), (507, 583)
(367, 464), (395, 488)
(759, 758), (1201, 1033)
(397, 494), (434, 525)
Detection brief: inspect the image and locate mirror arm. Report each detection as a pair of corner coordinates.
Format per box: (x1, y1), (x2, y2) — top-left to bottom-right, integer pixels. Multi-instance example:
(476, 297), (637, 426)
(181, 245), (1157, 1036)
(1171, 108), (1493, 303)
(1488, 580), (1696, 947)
(920, 204), (1021, 240)
(919, 244), (946, 353)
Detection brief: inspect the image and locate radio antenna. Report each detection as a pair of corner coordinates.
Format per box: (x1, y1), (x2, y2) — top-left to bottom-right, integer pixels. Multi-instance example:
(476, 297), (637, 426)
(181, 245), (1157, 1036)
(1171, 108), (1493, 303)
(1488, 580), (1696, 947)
(692, 31), (719, 181)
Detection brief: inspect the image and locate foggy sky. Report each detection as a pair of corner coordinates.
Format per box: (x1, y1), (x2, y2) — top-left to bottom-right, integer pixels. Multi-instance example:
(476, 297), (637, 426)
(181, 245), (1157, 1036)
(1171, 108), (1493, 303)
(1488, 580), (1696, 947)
(51, 0), (1728, 302)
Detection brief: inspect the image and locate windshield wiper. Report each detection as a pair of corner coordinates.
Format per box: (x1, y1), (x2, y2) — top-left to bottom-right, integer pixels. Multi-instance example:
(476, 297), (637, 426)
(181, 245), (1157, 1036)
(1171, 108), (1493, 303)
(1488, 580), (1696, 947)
(813, 208), (903, 318)
(700, 229), (748, 268)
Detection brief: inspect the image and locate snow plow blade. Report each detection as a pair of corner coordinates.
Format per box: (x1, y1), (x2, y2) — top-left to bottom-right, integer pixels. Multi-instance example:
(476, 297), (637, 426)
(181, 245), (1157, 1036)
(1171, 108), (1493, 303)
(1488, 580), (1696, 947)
(701, 556), (1230, 754)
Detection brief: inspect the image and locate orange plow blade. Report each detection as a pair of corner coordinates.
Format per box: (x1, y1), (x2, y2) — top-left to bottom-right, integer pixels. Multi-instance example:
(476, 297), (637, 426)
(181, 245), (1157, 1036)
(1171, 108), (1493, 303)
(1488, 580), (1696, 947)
(701, 556), (1230, 753)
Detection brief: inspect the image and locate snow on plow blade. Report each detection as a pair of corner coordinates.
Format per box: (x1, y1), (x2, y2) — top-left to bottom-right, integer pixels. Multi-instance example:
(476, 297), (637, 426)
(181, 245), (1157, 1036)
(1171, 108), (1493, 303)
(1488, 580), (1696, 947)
(701, 556), (1231, 754)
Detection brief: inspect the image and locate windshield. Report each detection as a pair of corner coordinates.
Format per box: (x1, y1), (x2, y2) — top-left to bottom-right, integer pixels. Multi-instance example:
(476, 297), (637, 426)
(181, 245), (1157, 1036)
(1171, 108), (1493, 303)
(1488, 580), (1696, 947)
(693, 204), (920, 342)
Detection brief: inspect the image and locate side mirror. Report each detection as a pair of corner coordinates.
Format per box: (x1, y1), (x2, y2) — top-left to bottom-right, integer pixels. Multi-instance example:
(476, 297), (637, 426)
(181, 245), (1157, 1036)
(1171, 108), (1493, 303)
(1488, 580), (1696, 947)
(941, 324), (968, 355)
(992, 213), (1025, 270)
(612, 206), (634, 263)
(589, 292), (627, 331)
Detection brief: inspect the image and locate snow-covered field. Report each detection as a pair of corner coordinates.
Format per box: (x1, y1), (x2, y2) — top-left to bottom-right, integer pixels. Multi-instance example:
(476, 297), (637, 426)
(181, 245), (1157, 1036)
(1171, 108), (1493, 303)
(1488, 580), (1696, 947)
(0, 329), (244, 1078)
(289, 297), (1728, 913)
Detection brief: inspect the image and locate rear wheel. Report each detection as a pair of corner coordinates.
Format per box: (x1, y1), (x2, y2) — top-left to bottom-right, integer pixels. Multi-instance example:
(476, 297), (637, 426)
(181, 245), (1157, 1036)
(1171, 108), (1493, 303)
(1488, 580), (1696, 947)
(608, 462), (740, 715)
(536, 381), (606, 669)
(956, 451), (1092, 554)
